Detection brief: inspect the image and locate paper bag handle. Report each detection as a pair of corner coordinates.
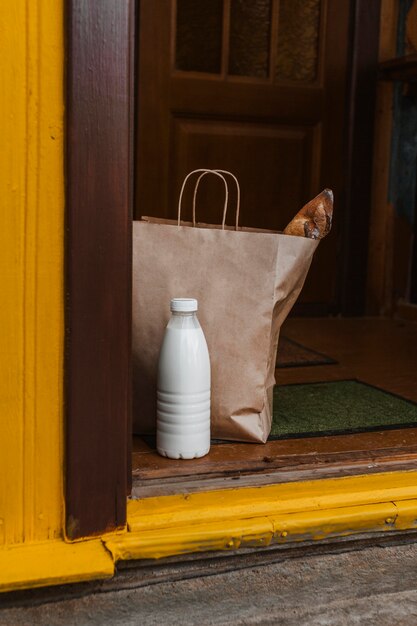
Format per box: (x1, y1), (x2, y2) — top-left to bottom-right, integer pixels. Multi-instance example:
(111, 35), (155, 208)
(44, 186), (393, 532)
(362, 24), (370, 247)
(177, 169), (229, 229)
(192, 169), (240, 230)
(177, 168), (240, 230)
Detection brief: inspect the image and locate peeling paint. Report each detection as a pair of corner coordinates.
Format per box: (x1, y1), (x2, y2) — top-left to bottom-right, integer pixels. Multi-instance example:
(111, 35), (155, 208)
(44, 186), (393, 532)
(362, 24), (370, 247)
(104, 472), (417, 562)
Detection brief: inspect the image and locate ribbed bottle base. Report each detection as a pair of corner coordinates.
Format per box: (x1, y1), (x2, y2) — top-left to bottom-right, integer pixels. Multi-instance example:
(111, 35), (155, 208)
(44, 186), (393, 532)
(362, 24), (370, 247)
(156, 446), (210, 460)
(156, 388), (210, 460)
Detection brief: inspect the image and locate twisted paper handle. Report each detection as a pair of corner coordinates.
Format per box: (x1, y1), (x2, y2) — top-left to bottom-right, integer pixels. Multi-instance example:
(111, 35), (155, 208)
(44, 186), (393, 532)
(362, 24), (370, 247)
(192, 169), (240, 230)
(177, 169), (240, 230)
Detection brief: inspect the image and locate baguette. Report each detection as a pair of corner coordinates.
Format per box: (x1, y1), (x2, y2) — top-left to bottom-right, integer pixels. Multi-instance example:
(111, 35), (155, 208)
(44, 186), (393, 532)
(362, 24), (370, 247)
(283, 189), (333, 239)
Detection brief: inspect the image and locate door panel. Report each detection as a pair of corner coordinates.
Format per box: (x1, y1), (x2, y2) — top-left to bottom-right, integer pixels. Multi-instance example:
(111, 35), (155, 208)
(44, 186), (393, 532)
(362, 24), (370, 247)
(171, 118), (320, 231)
(136, 0), (351, 311)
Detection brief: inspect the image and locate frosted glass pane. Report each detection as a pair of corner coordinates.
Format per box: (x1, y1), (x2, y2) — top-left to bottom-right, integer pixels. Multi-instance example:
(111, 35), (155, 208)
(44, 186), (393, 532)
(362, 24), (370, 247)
(176, 0), (223, 73)
(275, 0), (321, 82)
(229, 0), (271, 78)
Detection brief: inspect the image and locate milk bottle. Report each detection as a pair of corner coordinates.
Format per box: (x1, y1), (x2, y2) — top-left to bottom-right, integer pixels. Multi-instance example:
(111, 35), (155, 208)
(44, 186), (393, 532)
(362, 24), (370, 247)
(156, 298), (211, 459)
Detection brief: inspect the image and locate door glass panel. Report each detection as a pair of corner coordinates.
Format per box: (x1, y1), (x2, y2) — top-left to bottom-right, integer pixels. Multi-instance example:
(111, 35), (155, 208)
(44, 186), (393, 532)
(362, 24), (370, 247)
(175, 0), (223, 73)
(275, 0), (321, 82)
(229, 0), (271, 78)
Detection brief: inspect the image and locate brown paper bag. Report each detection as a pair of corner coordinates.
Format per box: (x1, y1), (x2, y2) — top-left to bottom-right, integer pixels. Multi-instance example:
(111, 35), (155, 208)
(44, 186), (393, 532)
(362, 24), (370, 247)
(132, 169), (318, 443)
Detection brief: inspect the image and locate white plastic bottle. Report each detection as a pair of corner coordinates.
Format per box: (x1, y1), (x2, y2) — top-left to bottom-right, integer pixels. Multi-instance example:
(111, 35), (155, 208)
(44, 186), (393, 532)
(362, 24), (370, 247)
(156, 298), (211, 459)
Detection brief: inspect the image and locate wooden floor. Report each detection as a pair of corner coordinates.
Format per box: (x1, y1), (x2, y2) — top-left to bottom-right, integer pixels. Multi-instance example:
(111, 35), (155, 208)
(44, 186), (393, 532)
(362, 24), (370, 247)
(132, 317), (417, 498)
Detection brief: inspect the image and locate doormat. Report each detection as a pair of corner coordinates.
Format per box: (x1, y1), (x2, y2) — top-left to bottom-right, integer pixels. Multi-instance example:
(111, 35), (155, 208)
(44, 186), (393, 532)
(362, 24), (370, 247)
(276, 336), (337, 368)
(270, 379), (417, 439)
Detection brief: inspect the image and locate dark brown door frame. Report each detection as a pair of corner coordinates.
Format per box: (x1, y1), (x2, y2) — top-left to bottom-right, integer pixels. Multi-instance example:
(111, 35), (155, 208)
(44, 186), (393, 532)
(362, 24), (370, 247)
(339, 0), (381, 315)
(64, 0), (380, 539)
(65, 0), (135, 539)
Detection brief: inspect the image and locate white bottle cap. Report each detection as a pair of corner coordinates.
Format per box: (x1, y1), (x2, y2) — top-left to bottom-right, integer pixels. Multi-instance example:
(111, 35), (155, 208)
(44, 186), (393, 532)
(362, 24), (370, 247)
(170, 298), (198, 312)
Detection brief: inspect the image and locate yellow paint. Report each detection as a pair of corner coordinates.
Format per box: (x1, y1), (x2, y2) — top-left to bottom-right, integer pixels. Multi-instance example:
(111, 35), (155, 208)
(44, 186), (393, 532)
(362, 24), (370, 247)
(110, 471), (417, 561)
(3, 470), (416, 592)
(107, 503), (396, 562)
(106, 518), (273, 561)
(393, 499), (417, 530)
(127, 470), (417, 533)
(0, 0), (114, 594)
(0, 0), (64, 545)
(3, 475), (417, 592)
(0, 541), (114, 593)
(271, 503), (398, 541)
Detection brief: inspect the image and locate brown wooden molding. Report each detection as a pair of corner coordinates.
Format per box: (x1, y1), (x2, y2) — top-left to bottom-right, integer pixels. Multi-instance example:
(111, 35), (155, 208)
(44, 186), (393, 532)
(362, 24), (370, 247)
(379, 54), (417, 82)
(339, 0), (382, 315)
(65, 0), (134, 539)
(396, 300), (417, 322)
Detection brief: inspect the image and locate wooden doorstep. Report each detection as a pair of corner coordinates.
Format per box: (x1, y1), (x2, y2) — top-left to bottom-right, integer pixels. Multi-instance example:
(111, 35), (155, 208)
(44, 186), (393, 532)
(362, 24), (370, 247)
(132, 318), (417, 496)
(132, 459), (417, 498)
(109, 471), (417, 562)
(133, 429), (417, 480)
(132, 430), (417, 498)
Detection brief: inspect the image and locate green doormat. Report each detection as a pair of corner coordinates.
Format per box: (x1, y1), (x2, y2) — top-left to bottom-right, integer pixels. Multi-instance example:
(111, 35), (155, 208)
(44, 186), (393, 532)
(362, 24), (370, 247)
(270, 380), (417, 439)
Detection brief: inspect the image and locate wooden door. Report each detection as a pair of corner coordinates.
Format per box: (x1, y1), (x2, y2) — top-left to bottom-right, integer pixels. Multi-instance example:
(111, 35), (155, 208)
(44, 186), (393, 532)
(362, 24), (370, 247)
(136, 0), (351, 312)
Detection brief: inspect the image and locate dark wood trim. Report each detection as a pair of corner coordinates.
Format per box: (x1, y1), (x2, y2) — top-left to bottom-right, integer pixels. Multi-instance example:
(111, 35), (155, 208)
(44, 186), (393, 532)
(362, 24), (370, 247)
(380, 54), (417, 82)
(65, 0), (134, 539)
(339, 0), (382, 315)
(396, 300), (417, 321)
(127, 0), (137, 496)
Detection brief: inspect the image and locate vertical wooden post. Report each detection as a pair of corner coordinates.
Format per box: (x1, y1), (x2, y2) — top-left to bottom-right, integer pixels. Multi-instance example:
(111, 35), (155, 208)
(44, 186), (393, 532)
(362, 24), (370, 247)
(66, 0), (134, 539)
(340, 0), (382, 315)
(366, 0), (398, 315)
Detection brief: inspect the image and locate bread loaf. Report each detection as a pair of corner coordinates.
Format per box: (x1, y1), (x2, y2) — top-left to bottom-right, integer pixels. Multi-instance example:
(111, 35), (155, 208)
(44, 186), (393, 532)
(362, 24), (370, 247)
(283, 189), (333, 239)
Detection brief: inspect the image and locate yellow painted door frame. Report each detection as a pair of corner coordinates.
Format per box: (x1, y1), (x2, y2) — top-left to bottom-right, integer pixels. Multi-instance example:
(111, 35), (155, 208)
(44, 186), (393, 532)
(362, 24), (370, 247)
(3, 0), (417, 596)
(0, 0), (64, 548)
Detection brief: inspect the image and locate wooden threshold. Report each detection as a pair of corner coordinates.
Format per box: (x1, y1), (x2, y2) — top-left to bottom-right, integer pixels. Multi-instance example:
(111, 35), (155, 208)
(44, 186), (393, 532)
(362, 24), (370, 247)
(132, 430), (417, 498)
(132, 317), (417, 497)
(109, 471), (417, 562)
